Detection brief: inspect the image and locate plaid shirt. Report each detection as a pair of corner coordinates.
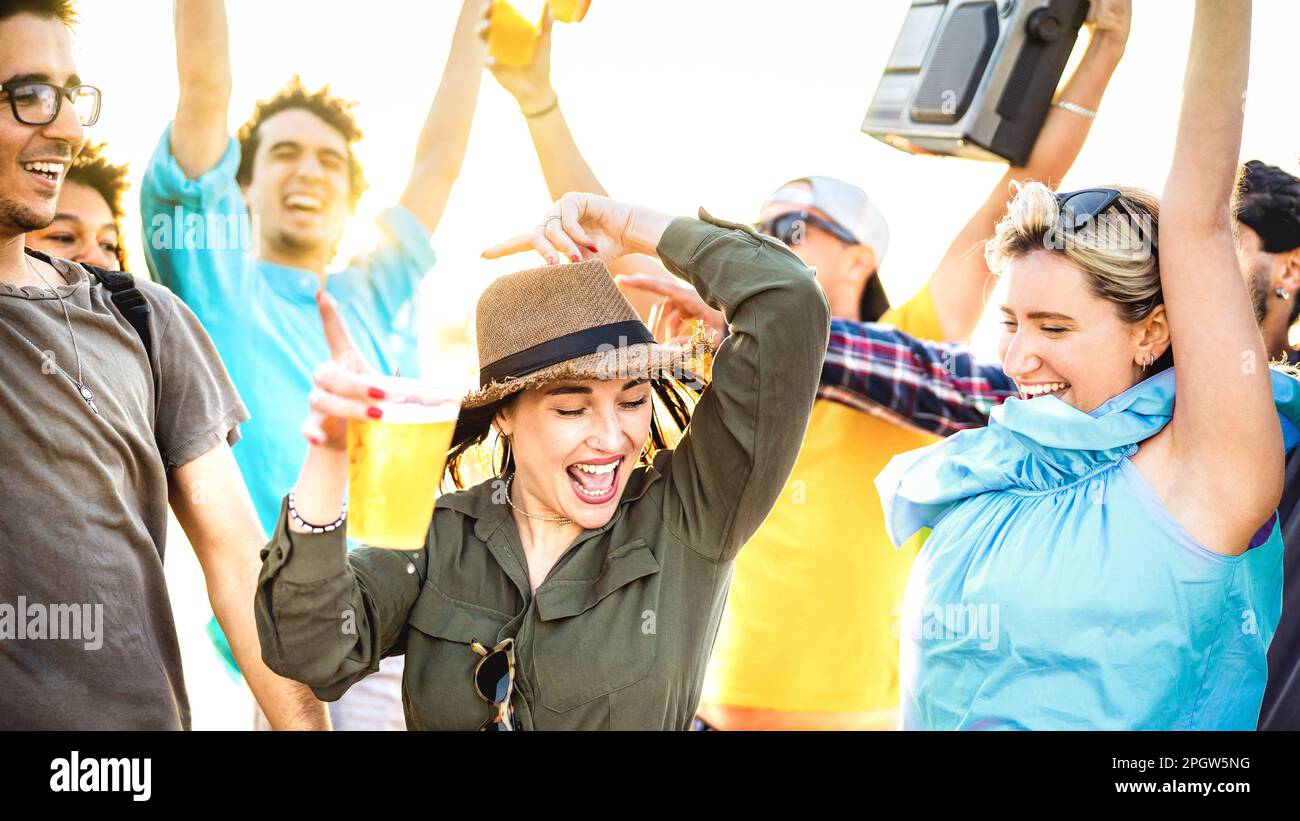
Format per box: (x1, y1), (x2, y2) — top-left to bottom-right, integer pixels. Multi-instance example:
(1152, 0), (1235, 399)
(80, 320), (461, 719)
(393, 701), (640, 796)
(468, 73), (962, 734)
(818, 318), (1017, 436)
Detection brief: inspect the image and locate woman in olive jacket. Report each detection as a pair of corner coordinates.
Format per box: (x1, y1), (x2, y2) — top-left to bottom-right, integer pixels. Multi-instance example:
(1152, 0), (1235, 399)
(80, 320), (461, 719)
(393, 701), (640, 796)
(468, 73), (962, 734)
(255, 193), (831, 729)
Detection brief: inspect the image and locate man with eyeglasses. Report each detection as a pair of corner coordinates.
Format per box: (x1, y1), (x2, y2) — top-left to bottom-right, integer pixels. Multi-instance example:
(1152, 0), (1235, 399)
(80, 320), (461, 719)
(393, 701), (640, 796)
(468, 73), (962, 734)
(0, 0), (326, 729)
(140, 0), (485, 730)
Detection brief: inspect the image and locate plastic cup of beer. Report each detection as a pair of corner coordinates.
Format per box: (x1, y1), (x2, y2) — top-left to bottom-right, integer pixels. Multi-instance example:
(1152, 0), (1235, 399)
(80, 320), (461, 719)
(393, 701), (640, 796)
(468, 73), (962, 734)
(550, 0), (591, 23)
(347, 396), (460, 550)
(488, 0), (546, 67)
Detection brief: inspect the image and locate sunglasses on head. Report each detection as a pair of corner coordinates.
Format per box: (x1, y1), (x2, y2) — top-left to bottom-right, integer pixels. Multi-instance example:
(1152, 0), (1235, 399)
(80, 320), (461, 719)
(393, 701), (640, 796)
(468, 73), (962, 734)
(470, 637), (521, 731)
(1054, 188), (1154, 250)
(755, 210), (858, 247)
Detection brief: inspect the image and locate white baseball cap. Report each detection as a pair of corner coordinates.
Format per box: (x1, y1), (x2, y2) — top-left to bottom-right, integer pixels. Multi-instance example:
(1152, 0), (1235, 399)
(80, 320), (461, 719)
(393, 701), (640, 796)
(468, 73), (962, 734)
(761, 175), (890, 266)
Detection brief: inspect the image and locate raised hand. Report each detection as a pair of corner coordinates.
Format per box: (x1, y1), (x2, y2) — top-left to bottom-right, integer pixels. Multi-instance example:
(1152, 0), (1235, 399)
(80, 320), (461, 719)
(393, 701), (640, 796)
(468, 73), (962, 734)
(482, 192), (672, 266)
(301, 292), (451, 450)
(1086, 0), (1132, 45)
(618, 274), (727, 350)
(478, 0), (557, 113)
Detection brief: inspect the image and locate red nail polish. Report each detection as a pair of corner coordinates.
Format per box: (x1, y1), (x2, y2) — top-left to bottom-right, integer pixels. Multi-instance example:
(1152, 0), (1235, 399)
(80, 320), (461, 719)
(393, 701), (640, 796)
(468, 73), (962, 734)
(546, 256), (556, 265)
(569, 254), (579, 263)
(367, 406), (384, 419)
(368, 387), (386, 400)
(587, 245), (598, 253)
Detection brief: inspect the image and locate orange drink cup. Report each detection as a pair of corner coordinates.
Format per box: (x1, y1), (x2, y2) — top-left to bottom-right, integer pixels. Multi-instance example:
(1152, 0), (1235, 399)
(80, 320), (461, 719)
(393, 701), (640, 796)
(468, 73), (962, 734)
(347, 399), (460, 550)
(549, 0), (591, 23)
(488, 0), (546, 67)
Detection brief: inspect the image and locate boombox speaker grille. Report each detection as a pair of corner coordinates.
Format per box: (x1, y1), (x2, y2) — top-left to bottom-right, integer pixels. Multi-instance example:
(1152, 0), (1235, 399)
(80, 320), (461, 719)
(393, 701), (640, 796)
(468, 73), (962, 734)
(911, 2), (999, 125)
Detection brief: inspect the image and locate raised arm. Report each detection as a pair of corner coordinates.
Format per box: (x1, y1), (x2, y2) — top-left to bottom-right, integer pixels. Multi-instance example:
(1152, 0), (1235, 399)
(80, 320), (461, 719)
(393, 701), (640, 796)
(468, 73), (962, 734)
(1162, 0), (1280, 549)
(485, 194), (831, 564)
(169, 0), (232, 180)
(928, 0), (1130, 340)
(478, 5), (680, 319)
(253, 295), (448, 696)
(480, 6), (605, 199)
(821, 320), (1014, 435)
(398, 0), (488, 232)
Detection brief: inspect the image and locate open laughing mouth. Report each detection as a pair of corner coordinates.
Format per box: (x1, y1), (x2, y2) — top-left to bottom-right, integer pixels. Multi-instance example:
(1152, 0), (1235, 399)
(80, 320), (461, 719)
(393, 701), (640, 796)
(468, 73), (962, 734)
(566, 456), (623, 505)
(284, 193), (324, 215)
(1017, 380), (1071, 399)
(21, 160), (65, 188)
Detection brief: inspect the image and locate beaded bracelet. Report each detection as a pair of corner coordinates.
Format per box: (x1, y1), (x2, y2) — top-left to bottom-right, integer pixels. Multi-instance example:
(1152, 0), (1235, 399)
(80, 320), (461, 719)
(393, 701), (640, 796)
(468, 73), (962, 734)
(1052, 100), (1097, 120)
(288, 491), (347, 533)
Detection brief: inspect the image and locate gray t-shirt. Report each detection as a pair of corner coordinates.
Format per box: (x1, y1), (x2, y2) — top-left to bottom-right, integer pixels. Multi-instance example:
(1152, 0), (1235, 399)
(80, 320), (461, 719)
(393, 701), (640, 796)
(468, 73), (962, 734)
(0, 249), (248, 730)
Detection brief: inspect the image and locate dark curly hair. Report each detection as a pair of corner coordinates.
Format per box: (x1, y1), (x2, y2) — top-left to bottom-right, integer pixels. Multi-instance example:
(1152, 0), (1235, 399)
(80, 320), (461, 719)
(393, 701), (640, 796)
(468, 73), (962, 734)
(1235, 160), (1300, 326)
(65, 142), (129, 270)
(235, 76), (368, 210)
(0, 0), (76, 25)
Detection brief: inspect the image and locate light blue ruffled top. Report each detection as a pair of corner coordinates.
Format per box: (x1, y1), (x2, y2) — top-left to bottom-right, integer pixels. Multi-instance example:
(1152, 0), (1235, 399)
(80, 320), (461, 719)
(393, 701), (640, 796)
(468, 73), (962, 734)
(876, 368), (1300, 730)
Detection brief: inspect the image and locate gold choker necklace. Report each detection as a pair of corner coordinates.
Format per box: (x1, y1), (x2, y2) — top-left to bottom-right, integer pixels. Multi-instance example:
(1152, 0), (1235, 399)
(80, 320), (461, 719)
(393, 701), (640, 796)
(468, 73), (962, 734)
(505, 476), (574, 525)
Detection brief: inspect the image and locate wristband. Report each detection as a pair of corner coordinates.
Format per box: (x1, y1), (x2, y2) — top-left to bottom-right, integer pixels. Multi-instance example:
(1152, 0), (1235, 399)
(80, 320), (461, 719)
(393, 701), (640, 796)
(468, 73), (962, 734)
(288, 491), (347, 533)
(1052, 100), (1097, 120)
(523, 96), (560, 119)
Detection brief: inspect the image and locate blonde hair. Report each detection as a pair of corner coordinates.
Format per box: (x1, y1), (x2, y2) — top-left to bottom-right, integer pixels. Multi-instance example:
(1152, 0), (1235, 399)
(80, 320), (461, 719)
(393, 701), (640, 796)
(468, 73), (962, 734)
(986, 182), (1162, 325)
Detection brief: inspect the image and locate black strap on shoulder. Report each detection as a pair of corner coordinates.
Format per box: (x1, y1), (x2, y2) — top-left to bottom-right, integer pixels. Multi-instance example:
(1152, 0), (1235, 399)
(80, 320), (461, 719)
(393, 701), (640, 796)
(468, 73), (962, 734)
(85, 264), (155, 372)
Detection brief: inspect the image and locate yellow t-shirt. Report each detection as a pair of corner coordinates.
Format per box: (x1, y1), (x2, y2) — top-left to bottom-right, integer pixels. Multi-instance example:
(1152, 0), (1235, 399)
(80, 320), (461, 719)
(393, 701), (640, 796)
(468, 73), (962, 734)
(701, 285), (945, 713)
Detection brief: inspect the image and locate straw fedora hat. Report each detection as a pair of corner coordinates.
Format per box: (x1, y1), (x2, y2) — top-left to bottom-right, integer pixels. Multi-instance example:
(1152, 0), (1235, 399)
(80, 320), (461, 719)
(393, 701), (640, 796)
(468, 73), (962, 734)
(462, 259), (712, 409)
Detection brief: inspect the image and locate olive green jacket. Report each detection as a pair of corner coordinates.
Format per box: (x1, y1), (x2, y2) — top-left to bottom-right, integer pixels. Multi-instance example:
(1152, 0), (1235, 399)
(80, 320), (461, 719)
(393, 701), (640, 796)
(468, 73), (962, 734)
(255, 210), (831, 730)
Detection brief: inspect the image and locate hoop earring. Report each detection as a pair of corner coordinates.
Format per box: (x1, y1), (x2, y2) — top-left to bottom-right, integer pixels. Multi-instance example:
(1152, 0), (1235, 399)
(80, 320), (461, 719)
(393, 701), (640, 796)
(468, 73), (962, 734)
(499, 433), (513, 479)
(492, 430), (512, 478)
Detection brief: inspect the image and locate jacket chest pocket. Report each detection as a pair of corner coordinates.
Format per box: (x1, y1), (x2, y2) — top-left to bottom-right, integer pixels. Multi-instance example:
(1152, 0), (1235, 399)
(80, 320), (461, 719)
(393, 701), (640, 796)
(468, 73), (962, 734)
(532, 539), (662, 714)
(405, 581), (513, 731)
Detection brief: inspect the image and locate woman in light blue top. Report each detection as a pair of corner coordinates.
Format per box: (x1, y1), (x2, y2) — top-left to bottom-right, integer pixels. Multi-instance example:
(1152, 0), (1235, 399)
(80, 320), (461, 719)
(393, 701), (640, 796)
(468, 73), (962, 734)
(876, 0), (1300, 730)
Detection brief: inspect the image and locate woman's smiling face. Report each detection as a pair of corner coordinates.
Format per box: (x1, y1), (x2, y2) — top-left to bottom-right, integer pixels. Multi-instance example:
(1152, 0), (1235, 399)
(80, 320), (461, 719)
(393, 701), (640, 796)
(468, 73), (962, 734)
(496, 377), (653, 530)
(997, 250), (1168, 413)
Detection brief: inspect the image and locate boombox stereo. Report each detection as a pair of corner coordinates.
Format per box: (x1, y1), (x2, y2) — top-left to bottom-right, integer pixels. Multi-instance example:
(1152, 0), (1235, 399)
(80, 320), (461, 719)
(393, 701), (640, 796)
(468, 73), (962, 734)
(862, 0), (1090, 165)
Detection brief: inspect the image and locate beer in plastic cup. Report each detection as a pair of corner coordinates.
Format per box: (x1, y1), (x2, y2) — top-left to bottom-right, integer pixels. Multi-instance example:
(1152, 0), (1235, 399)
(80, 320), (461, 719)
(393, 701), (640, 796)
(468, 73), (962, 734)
(347, 399), (460, 550)
(550, 0), (591, 23)
(488, 0), (589, 67)
(488, 0), (546, 67)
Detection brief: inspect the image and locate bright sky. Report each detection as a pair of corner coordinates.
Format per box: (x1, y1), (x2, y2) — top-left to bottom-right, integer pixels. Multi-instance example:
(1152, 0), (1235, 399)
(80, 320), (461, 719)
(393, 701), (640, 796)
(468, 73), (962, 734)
(70, 0), (1300, 382)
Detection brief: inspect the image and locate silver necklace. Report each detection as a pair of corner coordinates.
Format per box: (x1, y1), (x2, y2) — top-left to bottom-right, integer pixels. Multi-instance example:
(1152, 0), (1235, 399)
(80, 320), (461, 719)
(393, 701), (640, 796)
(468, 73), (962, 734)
(505, 476), (573, 525)
(25, 256), (98, 414)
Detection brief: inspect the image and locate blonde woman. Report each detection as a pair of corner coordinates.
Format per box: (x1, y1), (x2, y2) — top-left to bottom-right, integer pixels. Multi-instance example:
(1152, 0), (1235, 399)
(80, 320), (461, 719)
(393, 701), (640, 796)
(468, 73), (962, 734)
(877, 0), (1300, 729)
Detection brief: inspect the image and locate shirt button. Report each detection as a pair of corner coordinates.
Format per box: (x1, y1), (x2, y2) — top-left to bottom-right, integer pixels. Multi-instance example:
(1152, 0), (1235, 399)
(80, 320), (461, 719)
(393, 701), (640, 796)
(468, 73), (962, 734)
(406, 564), (415, 574)
(276, 547), (284, 559)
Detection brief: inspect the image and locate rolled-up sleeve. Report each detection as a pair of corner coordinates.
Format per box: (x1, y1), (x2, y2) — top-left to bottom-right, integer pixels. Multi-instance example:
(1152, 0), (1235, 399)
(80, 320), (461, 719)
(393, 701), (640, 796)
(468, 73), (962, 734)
(255, 497), (426, 701)
(144, 282), (249, 470)
(138, 124), (253, 313)
(654, 209), (831, 563)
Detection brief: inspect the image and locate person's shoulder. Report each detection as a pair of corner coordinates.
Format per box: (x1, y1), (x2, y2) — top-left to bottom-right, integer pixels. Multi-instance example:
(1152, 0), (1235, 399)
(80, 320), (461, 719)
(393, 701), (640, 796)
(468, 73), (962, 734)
(101, 268), (182, 307)
(83, 266), (186, 334)
(432, 479), (500, 524)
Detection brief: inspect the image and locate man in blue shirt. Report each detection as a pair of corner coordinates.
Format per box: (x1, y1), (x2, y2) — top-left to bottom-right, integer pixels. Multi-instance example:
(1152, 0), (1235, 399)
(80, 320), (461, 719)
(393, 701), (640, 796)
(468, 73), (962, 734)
(142, 0), (486, 728)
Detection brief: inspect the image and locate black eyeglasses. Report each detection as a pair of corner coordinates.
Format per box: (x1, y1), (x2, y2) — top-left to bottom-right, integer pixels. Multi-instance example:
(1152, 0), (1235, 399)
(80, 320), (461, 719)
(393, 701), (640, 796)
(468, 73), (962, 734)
(0, 81), (101, 127)
(1054, 188), (1154, 250)
(755, 210), (858, 247)
(470, 637), (521, 731)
